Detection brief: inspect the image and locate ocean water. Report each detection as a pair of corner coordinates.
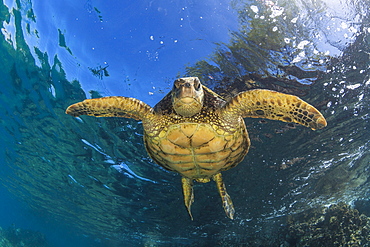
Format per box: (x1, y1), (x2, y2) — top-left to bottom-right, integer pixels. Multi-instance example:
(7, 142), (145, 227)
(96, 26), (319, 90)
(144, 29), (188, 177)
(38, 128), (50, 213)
(0, 0), (369, 246)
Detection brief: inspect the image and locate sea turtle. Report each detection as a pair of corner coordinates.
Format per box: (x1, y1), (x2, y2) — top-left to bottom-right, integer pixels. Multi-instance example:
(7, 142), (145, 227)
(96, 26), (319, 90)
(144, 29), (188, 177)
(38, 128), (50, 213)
(66, 77), (327, 220)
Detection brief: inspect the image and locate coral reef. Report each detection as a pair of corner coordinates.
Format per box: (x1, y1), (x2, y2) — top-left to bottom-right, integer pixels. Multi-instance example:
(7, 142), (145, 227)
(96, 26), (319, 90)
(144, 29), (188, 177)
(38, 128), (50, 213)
(283, 202), (370, 247)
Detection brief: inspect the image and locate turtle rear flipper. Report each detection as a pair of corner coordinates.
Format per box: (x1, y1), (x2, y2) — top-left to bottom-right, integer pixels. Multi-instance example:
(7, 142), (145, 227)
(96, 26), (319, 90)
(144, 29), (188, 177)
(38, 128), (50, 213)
(181, 177), (195, 220)
(221, 89), (327, 130)
(66, 96), (153, 121)
(213, 173), (235, 220)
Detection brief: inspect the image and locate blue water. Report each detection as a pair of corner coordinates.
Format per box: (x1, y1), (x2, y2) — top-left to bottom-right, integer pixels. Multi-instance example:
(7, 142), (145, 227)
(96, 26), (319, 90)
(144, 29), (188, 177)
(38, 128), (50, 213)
(0, 0), (369, 246)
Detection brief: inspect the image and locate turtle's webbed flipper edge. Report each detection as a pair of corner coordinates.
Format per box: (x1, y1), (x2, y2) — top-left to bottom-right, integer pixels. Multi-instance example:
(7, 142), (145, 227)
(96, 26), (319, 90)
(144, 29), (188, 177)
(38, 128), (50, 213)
(66, 96), (153, 121)
(213, 173), (235, 220)
(222, 89), (327, 130)
(182, 177), (194, 220)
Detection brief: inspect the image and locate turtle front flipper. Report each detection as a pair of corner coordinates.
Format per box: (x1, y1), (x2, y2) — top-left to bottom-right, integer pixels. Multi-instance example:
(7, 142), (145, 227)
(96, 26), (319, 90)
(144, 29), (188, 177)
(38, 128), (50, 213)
(213, 173), (235, 220)
(221, 89), (327, 130)
(66, 96), (153, 121)
(181, 177), (194, 220)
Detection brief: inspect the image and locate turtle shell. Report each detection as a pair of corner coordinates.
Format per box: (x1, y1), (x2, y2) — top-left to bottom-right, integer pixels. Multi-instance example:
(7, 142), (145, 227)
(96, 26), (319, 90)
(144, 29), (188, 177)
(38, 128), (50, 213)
(143, 86), (251, 182)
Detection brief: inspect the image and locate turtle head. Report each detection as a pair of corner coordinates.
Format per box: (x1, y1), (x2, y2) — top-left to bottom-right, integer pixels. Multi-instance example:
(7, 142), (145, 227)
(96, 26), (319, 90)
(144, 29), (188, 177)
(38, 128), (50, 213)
(171, 77), (204, 117)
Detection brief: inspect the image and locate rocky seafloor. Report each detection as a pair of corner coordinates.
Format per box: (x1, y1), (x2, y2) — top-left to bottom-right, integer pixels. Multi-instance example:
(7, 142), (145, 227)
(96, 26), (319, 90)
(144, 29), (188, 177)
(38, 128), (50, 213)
(281, 202), (370, 247)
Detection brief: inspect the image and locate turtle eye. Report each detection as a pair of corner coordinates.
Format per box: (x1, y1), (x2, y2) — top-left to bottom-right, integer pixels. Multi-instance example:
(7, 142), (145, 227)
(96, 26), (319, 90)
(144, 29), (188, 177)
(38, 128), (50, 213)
(194, 80), (201, 90)
(174, 79), (181, 89)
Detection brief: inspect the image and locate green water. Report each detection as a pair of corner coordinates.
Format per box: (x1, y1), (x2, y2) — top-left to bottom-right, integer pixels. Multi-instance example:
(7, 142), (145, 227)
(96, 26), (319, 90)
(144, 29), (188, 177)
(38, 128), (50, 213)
(0, 0), (369, 246)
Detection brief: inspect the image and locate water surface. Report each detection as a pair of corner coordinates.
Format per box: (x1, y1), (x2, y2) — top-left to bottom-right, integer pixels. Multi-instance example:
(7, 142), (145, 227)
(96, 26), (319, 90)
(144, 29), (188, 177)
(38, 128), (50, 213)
(0, 0), (369, 246)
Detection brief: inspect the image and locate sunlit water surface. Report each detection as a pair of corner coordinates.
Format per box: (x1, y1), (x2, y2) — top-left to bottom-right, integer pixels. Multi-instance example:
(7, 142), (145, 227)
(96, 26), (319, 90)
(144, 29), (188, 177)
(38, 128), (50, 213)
(0, 0), (369, 246)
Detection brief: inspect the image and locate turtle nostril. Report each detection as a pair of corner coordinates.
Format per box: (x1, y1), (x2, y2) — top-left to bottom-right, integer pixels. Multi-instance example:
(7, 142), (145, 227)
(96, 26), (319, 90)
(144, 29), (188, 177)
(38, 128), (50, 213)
(184, 82), (191, 88)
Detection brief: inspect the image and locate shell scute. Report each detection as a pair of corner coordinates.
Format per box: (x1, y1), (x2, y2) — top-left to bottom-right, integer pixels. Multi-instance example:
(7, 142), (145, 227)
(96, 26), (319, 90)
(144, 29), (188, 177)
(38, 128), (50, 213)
(195, 150), (230, 163)
(180, 123), (198, 137)
(195, 138), (226, 154)
(167, 126), (190, 148)
(159, 152), (194, 163)
(230, 134), (244, 151)
(229, 145), (245, 158)
(191, 124), (215, 147)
